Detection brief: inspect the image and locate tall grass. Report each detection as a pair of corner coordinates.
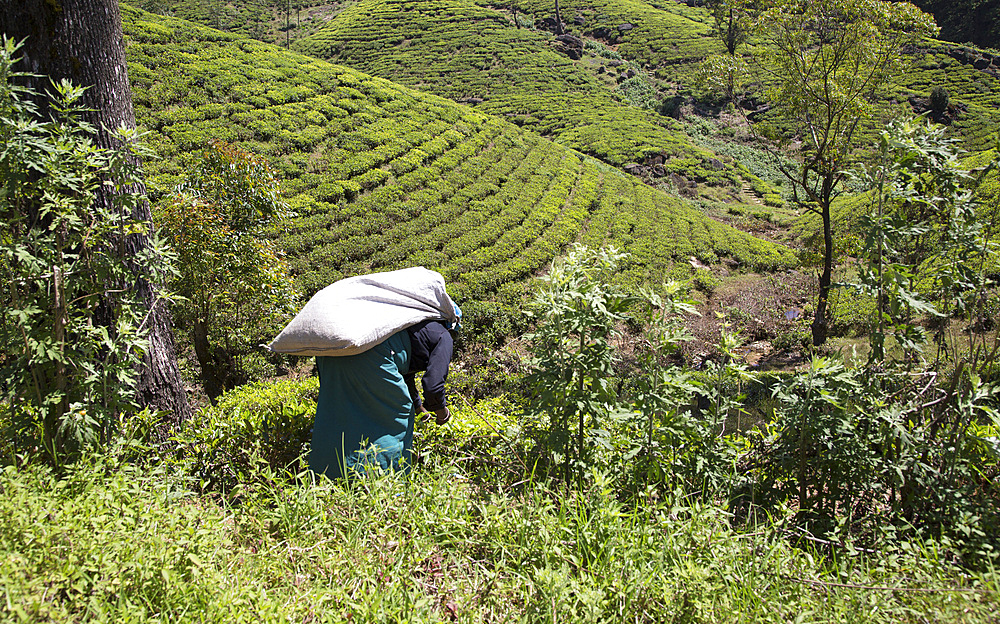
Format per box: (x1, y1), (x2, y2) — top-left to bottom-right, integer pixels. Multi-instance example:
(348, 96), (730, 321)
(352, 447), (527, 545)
(1, 450), (996, 622)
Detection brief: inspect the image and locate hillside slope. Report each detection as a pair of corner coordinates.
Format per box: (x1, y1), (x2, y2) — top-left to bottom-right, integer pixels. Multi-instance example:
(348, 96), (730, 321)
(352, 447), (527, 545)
(288, 0), (743, 184)
(502, 0), (1000, 153)
(130, 0), (350, 45)
(122, 6), (795, 302)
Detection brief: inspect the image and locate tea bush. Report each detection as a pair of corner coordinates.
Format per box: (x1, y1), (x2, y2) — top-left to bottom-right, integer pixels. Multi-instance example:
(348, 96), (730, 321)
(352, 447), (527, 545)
(170, 375), (319, 491)
(122, 5), (795, 305)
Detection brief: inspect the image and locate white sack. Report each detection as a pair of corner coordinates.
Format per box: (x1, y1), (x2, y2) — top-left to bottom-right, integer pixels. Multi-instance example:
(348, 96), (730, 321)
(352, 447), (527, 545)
(267, 267), (458, 356)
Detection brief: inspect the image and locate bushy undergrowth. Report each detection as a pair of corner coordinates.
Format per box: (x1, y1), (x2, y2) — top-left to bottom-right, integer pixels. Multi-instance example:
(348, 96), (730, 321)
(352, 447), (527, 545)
(3, 322), (998, 621)
(170, 375), (319, 492)
(1, 446), (997, 622)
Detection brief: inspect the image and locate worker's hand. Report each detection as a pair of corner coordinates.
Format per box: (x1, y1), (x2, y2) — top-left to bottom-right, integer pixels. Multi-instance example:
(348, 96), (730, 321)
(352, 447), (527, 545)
(433, 407), (450, 425)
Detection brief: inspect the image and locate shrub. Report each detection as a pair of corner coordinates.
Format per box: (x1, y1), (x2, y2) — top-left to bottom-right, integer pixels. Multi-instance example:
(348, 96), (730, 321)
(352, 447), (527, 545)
(930, 85), (950, 113)
(157, 140), (299, 400)
(170, 376), (319, 492)
(0, 38), (174, 464)
(525, 245), (632, 488)
(692, 268), (720, 295)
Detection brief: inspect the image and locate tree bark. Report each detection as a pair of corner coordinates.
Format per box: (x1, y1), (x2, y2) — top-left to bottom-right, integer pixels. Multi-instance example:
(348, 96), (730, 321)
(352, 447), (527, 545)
(811, 199), (834, 347)
(2, 0), (191, 423)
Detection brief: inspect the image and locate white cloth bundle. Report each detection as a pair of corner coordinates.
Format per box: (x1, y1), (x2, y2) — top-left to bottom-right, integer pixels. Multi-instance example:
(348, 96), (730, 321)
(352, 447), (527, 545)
(267, 267), (458, 356)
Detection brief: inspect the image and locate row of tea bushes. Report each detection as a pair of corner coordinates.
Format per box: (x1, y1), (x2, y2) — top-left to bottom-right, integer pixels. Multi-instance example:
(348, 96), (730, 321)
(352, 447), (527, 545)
(124, 6), (794, 304)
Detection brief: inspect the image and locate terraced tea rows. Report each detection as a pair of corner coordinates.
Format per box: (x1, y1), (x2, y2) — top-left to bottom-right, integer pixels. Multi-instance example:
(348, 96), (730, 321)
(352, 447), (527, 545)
(506, 0), (721, 75)
(895, 43), (1000, 153)
(159, 0), (1000, 176)
(133, 0), (346, 46)
(123, 6), (794, 302)
(290, 0), (736, 172)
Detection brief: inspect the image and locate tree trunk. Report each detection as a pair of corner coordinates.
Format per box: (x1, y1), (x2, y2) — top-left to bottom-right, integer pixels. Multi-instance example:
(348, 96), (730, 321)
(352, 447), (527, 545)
(554, 0), (564, 35)
(191, 318), (236, 403)
(2, 0), (191, 423)
(811, 202), (833, 347)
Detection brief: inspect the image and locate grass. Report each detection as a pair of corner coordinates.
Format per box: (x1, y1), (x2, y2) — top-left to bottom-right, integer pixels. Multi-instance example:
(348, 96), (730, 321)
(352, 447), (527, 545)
(2, 447), (998, 622)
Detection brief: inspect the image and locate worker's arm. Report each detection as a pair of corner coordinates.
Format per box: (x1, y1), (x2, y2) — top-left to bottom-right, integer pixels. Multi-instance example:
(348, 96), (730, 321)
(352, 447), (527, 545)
(421, 323), (453, 423)
(404, 372), (422, 413)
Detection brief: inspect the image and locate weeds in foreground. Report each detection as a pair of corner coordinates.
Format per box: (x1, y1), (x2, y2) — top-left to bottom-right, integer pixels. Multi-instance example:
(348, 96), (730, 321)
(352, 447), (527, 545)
(0, 455), (997, 623)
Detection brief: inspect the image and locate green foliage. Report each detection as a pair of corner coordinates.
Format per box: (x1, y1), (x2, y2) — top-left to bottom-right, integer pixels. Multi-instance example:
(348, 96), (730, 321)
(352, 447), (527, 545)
(750, 357), (1000, 564)
(613, 73), (659, 110)
(0, 38), (174, 464)
(849, 120), (951, 363)
(525, 245), (632, 487)
(142, 0), (341, 45)
(170, 375), (319, 491)
(744, 0), (939, 345)
(692, 267), (720, 294)
(930, 85), (950, 113)
(157, 140), (298, 399)
(624, 281), (715, 494)
(706, 0), (753, 55)
(845, 118), (998, 366)
(416, 394), (529, 478)
(758, 356), (863, 517)
(511, 0), (722, 68)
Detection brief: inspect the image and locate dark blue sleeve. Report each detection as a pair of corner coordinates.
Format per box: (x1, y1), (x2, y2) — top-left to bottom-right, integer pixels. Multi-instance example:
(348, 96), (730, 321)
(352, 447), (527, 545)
(405, 373), (421, 412)
(421, 325), (453, 411)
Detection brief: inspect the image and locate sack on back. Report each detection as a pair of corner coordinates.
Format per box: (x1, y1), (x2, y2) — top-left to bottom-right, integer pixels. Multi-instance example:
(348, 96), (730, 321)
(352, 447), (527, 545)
(267, 267), (458, 356)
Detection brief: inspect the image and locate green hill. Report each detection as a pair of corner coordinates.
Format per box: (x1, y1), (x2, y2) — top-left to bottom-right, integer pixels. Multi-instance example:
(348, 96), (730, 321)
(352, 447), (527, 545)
(288, 0), (741, 184)
(123, 6), (794, 303)
(151, 0), (1000, 172)
(506, 0), (721, 73)
(130, 0), (349, 46)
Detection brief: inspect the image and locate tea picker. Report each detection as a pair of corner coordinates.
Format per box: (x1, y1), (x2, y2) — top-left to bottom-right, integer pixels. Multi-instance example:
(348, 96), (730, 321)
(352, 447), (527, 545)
(268, 267), (461, 479)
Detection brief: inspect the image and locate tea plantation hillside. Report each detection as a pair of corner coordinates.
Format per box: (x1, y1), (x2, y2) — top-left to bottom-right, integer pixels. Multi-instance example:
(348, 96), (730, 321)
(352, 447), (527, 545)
(502, 0), (720, 76)
(131, 0), (350, 45)
(122, 6), (794, 301)
(156, 0), (1000, 165)
(499, 0), (1000, 154)
(288, 0), (742, 183)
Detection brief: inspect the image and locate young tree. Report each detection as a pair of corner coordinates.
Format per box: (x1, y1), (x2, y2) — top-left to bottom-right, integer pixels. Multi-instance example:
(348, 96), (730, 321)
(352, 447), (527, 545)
(698, 0), (754, 104)
(526, 245), (631, 489)
(1, 0), (191, 420)
(752, 0), (937, 345)
(707, 0), (755, 55)
(159, 141), (298, 402)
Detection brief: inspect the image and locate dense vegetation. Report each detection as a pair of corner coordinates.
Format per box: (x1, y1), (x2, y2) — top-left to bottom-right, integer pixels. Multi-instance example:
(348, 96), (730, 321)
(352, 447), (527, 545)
(156, 0), (1000, 214)
(3, 1), (1000, 621)
(122, 5), (794, 304)
(911, 0), (1000, 50)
